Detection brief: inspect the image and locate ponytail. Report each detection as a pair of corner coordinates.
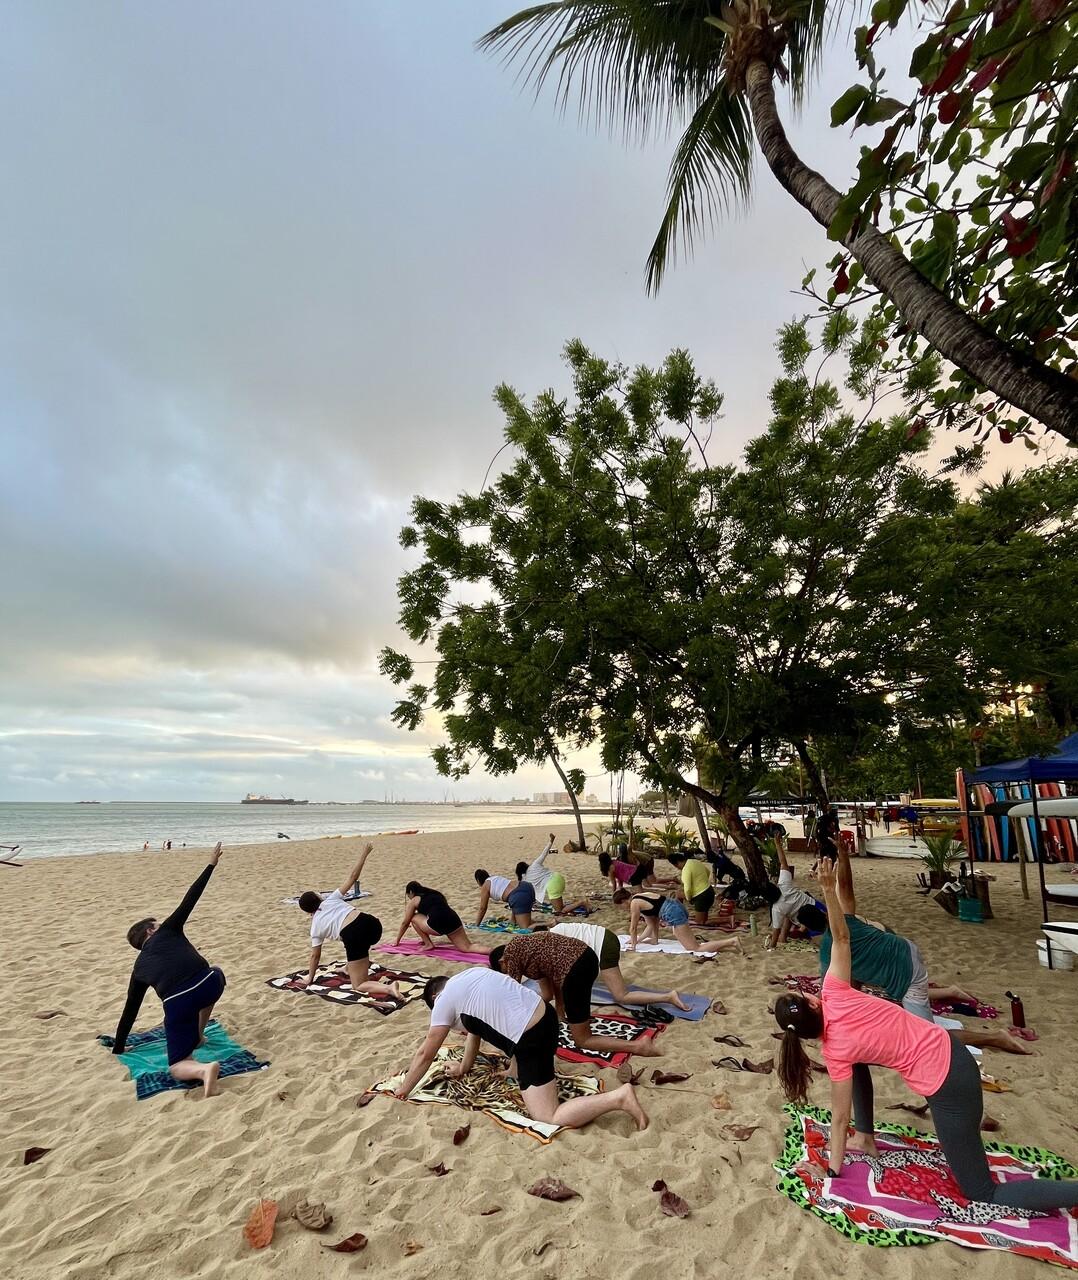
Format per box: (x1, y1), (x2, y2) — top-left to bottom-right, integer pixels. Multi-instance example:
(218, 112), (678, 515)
(598, 852), (612, 876)
(514, 861), (528, 881)
(774, 994), (824, 1103)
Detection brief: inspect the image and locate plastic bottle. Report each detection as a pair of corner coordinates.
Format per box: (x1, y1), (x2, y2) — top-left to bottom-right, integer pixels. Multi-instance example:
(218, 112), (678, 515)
(1006, 991), (1026, 1029)
(749, 913), (758, 937)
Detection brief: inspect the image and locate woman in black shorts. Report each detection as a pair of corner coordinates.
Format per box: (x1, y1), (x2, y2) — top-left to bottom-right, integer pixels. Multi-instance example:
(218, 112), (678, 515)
(297, 844), (402, 1004)
(489, 932), (664, 1058)
(397, 881), (487, 952)
(394, 969), (649, 1132)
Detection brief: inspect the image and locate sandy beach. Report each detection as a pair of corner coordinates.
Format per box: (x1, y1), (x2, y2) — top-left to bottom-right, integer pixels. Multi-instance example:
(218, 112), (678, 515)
(1, 823), (1075, 1279)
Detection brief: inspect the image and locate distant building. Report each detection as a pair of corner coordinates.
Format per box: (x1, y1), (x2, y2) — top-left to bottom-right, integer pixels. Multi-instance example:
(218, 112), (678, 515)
(533, 791), (572, 806)
(584, 794), (599, 806)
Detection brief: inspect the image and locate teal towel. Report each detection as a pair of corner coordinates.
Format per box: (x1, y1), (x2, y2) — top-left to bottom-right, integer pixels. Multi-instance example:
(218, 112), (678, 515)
(98, 1020), (270, 1100)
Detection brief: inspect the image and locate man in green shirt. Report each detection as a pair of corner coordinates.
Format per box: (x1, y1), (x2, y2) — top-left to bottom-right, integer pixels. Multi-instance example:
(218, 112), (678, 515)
(668, 851), (714, 924)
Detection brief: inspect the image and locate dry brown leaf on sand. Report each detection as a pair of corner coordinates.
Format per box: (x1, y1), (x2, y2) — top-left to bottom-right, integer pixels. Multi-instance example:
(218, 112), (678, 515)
(650, 1070), (692, 1085)
(710, 1000), (728, 1016)
(710, 1093), (733, 1111)
(655, 1182), (690, 1218)
(324, 1233), (367, 1253)
(355, 1091), (376, 1108)
(403, 1241), (423, 1255)
(617, 1064), (645, 1085)
(723, 1124), (760, 1141)
(528, 1178), (579, 1202)
(242, 1199), (278, 1249)
(452, 1124), (471, 1146)
(479, 1206), (502, 1216)
(428, 1162), (450, 1177)
(293, 1200), (332, 1231)
(33, 1010), (66, 1020)
(981, 1114), (1001, 1133)
(651, 1179), (667, 1192)
(23, 1148), (51, 1166)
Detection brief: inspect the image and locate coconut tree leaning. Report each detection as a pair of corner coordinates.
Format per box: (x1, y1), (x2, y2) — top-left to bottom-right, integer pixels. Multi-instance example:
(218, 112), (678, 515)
(479, 1), (1078, 445)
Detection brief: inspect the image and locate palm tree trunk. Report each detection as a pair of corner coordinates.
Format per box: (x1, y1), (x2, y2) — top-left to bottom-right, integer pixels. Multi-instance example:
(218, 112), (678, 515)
(689, 792), (712, 851)
(743, 60), (1078, 446)
(548, 748), (586, 851)
(792, 739), (829, 808)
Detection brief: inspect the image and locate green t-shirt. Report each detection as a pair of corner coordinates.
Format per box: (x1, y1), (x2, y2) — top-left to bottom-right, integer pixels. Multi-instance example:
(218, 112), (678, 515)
(818, 914), (913, 1003)
(682, 859), (711, 900)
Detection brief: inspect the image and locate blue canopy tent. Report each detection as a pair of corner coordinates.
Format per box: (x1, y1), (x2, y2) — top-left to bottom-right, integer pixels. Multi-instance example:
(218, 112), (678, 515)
(968, 733), (1078, 968)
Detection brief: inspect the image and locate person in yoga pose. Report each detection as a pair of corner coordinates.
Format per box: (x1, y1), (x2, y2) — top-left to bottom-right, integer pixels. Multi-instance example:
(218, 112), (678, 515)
(296, 844), (401, 1005)
(776, 859), (1078, 1211)
(548, 920), (691, 1011)
(667, 851), (715, 925)
(395, 968), (649, 1132)
(397, 882), (487, 952)
(489, 931), (665, 1057)
(598, 850), (659, 892)
(473, 866), (535, 927)
(518, 837), (591, 915)
(819, 839), (1032, 1055)
(613, 888), (742, 956)
(112, 842), (228, 1096)
(766, 838), (827, 950)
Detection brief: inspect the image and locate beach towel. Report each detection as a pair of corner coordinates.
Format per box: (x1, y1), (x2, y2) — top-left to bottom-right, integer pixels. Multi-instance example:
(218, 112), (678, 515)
(777, 975), (998, 1020)
(615, 935), (714, 957)
(928, 986), (999, 1019)
(775, 1104), (1078, 1269)
(280, 889), (371, 906)
(97, 1021), (270, 1101)
(473, 919), (532, 935)
(590, 984), (711, 1022)
(369, 1046), (602, 1143)
(265, 962), (431, 1014)
(556, 1014), (663, 1066)
(376, 940), (488, 965)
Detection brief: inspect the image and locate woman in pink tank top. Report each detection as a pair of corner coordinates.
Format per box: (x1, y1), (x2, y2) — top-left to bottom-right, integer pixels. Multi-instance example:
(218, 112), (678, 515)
(772, 859), (1078, 1212)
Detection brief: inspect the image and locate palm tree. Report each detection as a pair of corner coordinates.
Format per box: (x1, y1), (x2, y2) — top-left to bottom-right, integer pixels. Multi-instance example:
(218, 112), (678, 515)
(479, 1), (1078, 445)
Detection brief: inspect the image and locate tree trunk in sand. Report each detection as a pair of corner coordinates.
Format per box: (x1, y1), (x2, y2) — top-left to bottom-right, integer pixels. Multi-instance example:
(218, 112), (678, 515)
(743, 59), (1078, 446)
(793, 739), (829, 808)
(548, 748), (586, 851)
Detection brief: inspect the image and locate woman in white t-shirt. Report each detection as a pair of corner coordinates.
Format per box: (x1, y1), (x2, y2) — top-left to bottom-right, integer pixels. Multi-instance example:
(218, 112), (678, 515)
(394, 968), (649, 1132)
(549, 922), (691, 1012)
(296, 844), (401, 1006)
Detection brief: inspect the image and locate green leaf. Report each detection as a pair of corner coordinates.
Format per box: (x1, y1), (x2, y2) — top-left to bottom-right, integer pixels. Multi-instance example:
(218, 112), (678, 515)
(858, 96), (909, 126)
(832, 84), (872, 127)
(1004, 142), (1055, 183)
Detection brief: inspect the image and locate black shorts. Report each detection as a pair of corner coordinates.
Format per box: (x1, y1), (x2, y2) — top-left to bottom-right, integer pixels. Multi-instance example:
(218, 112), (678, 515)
(425, 905), (463, 937)
(561, 949), (599, 1024)
(691, 887), (715, 915)
(341, 912), (382, 961)
(162, 966), (226, 1065)
(514, 1003), (559, 1090)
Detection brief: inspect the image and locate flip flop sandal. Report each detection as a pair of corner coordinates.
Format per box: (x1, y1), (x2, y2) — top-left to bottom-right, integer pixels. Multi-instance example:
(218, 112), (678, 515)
(641, 1005), (674, 1024)
(743, 1058), (775, 1074)
(713, 1056), (745, 1071)
(714, 1035), (747, 1047)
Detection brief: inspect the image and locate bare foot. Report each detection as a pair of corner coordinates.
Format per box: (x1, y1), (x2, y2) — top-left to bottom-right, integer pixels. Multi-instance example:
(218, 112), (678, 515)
(201, 1061), (221, 1098)
(669, 992), (691, 1012)
(630, 1039), (664, 1058)
(990, 1031), (1035, 1055)
(388, 983), (403, 999)
(622, 1085), (650, 1132)
(847, 1132), (879, 1157)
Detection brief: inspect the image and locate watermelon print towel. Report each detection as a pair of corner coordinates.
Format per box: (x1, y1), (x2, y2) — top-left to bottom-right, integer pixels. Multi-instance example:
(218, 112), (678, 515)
(777, 975), (998, 1019)
(775, 1104), (1078, 1269)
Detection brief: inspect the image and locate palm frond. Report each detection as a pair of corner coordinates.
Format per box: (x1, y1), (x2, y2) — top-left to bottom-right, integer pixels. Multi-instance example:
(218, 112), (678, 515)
(646, 83), (754, 292)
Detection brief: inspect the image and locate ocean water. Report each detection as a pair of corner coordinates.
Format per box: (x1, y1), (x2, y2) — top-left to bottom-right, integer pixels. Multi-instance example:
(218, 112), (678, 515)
(0, 802), (572, 860)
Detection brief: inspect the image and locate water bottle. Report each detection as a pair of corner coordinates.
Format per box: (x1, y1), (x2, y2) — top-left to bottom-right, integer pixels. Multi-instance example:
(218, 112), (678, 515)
(749, 913), (758, 937)
(1006, 991), (1026, 1029)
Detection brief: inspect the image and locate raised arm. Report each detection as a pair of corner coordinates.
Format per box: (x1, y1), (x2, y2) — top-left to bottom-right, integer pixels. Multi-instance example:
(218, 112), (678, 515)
(160, 843), (222, 932)
(339, 842), (374, 897)
(818, 858), (851, 983)
(835, 840), (857, 916)
(776, 836), (791, 873)
(395, 1024), (451, 1099)
(112, 974), (149, 1054)
(474, 880), (492, 926)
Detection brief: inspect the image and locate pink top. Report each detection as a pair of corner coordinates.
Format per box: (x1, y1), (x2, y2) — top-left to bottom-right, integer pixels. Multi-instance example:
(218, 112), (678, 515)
(612, 860), (637, 885)
(821, 973), (952, 1098)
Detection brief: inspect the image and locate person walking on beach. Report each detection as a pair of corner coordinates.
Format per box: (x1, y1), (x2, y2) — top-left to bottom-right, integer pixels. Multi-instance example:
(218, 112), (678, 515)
(296, 843), (401, 1005)
(394, 968), (649, 1132)
(489, 931), (665, 1058)
(396, 882), (489, 952)
(613, 888), (743, 956)
(775, 859), (1078, 1210)
(667, 850), (715, 925)
(112, 842), (228, 1096)
(473, 866), (535, 927)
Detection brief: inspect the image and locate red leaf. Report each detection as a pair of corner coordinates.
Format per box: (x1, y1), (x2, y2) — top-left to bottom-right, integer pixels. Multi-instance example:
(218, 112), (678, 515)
(23, 1147), (50, 1166)
(652, 1179), (668, 1193)
(998, 426), (1014, 443)
(834, 262), (850, 294)
(428, 1162), (450, 1177)
(979, 294), (995, 314)
(968, 57), (1003, 94)
(528, 1178), (579, 1202)
(242, 1199), (279, 1250)
(453, 1124), (471, 1146)
(926, 39), (973, 94)
(865, 21), (881, 44)
(1041, 152), (1074, 207)
(937, 91), (964, 124)
(1001, 211), (1038, 258)
(650, 1070), (692, 1086)
(324, 1234), (368, 1253)
(660, 1189), (691, 1218)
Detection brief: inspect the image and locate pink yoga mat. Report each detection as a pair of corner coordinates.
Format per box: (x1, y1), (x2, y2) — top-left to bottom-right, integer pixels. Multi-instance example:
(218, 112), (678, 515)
(376, 940), (488, 965)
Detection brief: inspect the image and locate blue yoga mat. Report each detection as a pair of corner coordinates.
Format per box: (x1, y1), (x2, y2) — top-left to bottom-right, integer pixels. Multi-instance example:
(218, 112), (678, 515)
(98, 1019), (270, 1100)
(591, 984), (710, 1021)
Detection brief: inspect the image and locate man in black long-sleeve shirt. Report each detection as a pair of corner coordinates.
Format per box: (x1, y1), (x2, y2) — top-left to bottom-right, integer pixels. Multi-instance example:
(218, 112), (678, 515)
(112, 842), (227, 1096)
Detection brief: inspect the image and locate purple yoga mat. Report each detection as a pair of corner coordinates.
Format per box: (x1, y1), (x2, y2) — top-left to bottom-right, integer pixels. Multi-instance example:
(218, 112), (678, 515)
(376, 940), (488, 965)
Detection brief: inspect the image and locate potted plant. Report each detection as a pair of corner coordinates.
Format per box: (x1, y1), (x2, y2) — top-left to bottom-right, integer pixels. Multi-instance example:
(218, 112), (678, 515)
(919, 830), (963, 889)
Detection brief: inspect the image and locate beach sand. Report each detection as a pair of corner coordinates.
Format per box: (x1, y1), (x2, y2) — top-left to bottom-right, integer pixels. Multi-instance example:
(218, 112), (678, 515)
(1, 824), (1075, 1279)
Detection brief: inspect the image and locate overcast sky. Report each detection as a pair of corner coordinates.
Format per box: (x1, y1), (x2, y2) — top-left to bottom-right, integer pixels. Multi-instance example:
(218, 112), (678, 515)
(2, 2), (935, 801)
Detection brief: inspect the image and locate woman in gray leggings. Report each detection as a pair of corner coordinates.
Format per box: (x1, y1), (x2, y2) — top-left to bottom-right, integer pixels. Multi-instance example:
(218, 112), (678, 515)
(774, 858), (1078, 1212)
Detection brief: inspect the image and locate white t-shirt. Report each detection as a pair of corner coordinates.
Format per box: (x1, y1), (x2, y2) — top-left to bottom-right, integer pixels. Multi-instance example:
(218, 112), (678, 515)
(552, 921), (607, 958)
(310, 890), (356, 946)
(771, 868), (815, 929)
(429, 968), (541, 1045)
(525, 845), (556, 896)
(487, 875), (511, 900)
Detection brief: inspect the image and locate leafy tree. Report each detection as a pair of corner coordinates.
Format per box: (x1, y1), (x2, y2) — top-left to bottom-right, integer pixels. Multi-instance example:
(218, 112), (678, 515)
(480, 1), (1078, 442)
(806, 0), (1078, 448)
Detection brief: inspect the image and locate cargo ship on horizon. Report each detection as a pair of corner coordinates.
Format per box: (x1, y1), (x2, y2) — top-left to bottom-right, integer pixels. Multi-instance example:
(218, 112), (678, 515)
(241, 794), (309, 805)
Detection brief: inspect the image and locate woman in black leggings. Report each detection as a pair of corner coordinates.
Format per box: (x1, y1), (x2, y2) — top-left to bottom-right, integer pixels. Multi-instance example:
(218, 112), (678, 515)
(396, 881), (488, 952)
(775, 859), (1078, 1211)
